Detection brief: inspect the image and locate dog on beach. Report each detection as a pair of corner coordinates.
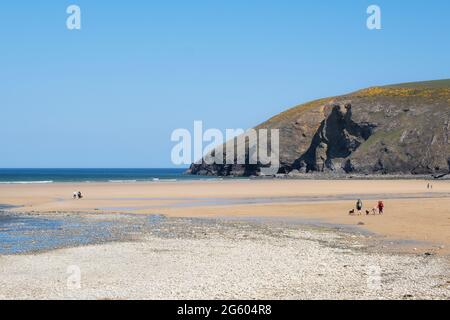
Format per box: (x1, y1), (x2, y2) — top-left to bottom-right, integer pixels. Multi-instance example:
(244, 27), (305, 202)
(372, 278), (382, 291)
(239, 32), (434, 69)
(365, 210), (370, 215)
(349, 209), (355, 215)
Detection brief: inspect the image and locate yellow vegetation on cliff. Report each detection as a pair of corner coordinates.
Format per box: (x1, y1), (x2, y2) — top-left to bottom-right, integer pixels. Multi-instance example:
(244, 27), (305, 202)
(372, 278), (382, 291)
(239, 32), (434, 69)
(354, 86), (450, 100)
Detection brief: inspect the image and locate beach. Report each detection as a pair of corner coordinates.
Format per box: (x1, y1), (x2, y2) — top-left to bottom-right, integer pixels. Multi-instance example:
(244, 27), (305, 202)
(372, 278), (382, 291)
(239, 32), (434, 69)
(1, 179), (449, 253)
(0, 179), (449, 299)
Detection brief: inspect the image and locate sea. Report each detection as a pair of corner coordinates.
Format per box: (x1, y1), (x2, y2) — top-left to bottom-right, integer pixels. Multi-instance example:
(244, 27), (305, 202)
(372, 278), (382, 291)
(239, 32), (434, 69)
(0, 168), (218, 184)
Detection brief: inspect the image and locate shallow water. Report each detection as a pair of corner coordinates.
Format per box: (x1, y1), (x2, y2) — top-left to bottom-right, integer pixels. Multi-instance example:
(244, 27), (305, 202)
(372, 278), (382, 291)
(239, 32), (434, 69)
(0, 213), (167, 255)
(0, 211), (430, 256)
(0, 205), (18, 210)
(0, 215), (108, 254)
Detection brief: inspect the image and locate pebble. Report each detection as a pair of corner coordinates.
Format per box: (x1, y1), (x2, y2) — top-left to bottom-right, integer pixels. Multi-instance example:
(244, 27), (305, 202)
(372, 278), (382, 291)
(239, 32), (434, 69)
(0, 215), (448, 300)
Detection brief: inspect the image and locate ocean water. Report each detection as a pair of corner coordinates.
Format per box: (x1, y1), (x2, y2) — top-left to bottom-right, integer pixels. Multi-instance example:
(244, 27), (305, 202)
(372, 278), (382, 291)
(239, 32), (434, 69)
(0, 168), (214, 184)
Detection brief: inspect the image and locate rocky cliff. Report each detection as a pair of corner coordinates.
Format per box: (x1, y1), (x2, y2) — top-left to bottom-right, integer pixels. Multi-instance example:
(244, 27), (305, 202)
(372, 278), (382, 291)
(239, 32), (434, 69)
(188, 80), (450, 177)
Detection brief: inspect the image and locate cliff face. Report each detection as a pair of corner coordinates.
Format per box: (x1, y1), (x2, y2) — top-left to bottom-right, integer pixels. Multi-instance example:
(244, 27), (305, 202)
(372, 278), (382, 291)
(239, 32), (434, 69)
(188, 80), (450, 177)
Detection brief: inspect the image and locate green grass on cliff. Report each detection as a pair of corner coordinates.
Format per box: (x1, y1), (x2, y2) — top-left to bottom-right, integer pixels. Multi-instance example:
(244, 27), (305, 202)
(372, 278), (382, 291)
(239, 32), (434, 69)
(358, 128), (404, 153)
(384, 79), (450, 89)
(352, 79), (450, 100)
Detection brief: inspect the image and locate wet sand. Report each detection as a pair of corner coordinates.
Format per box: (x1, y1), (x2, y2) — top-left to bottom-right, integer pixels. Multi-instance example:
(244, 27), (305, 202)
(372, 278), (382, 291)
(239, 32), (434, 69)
(1, 179), (449, 254)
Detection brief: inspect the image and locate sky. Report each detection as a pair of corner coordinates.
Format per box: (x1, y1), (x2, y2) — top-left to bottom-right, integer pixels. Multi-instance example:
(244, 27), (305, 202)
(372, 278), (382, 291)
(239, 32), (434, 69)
(1, 0), (449, 168)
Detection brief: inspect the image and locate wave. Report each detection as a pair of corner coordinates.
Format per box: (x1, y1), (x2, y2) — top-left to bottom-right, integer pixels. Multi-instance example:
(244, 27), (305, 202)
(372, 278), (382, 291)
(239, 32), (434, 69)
(0, 177), (224, 184)
(199, 178), (224, 181)
(0, 180), (54, 184)
(108, 179), (179, 183)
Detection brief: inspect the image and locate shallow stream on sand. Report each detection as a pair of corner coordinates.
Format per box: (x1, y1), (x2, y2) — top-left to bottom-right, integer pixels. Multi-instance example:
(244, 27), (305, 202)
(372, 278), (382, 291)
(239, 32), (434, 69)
(0, 213), (167, 255)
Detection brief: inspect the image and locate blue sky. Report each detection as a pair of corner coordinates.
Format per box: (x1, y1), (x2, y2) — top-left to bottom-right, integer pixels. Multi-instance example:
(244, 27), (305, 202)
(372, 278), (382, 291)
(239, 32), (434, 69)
(1, 0), (449, 168)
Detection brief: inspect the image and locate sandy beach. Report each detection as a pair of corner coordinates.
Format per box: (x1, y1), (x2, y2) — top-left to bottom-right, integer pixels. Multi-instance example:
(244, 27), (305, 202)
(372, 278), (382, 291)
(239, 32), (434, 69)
(1, 179), (449, 254)
(1, 179), (449, 299)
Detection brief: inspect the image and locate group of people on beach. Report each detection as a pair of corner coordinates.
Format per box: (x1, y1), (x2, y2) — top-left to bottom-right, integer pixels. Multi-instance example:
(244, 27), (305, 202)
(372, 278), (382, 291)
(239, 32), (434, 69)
(349, 182), (435, 216)
(349, 199), (384, 216)
(72, 191), (83, 199)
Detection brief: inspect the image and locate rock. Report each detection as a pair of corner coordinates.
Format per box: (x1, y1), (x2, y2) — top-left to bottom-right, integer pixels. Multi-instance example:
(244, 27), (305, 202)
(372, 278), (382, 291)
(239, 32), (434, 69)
(287, 169), (300, 177)
(188, 80), (450, 177)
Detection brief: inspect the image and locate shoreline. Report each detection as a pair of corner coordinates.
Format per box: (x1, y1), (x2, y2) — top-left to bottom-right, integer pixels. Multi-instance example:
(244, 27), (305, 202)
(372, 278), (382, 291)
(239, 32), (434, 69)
(1, 179), (449, 257)
(0, 172), (448, 185)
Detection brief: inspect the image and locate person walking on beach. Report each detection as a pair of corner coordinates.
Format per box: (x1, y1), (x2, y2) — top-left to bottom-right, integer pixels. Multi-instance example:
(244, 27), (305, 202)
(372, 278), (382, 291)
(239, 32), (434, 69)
(356, 199), (363, 215)
(377, 201), (384, 215)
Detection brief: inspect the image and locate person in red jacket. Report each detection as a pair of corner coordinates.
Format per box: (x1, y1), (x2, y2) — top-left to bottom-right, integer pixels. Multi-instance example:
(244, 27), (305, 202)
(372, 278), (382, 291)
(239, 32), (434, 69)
(377, 201), (384, 214)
